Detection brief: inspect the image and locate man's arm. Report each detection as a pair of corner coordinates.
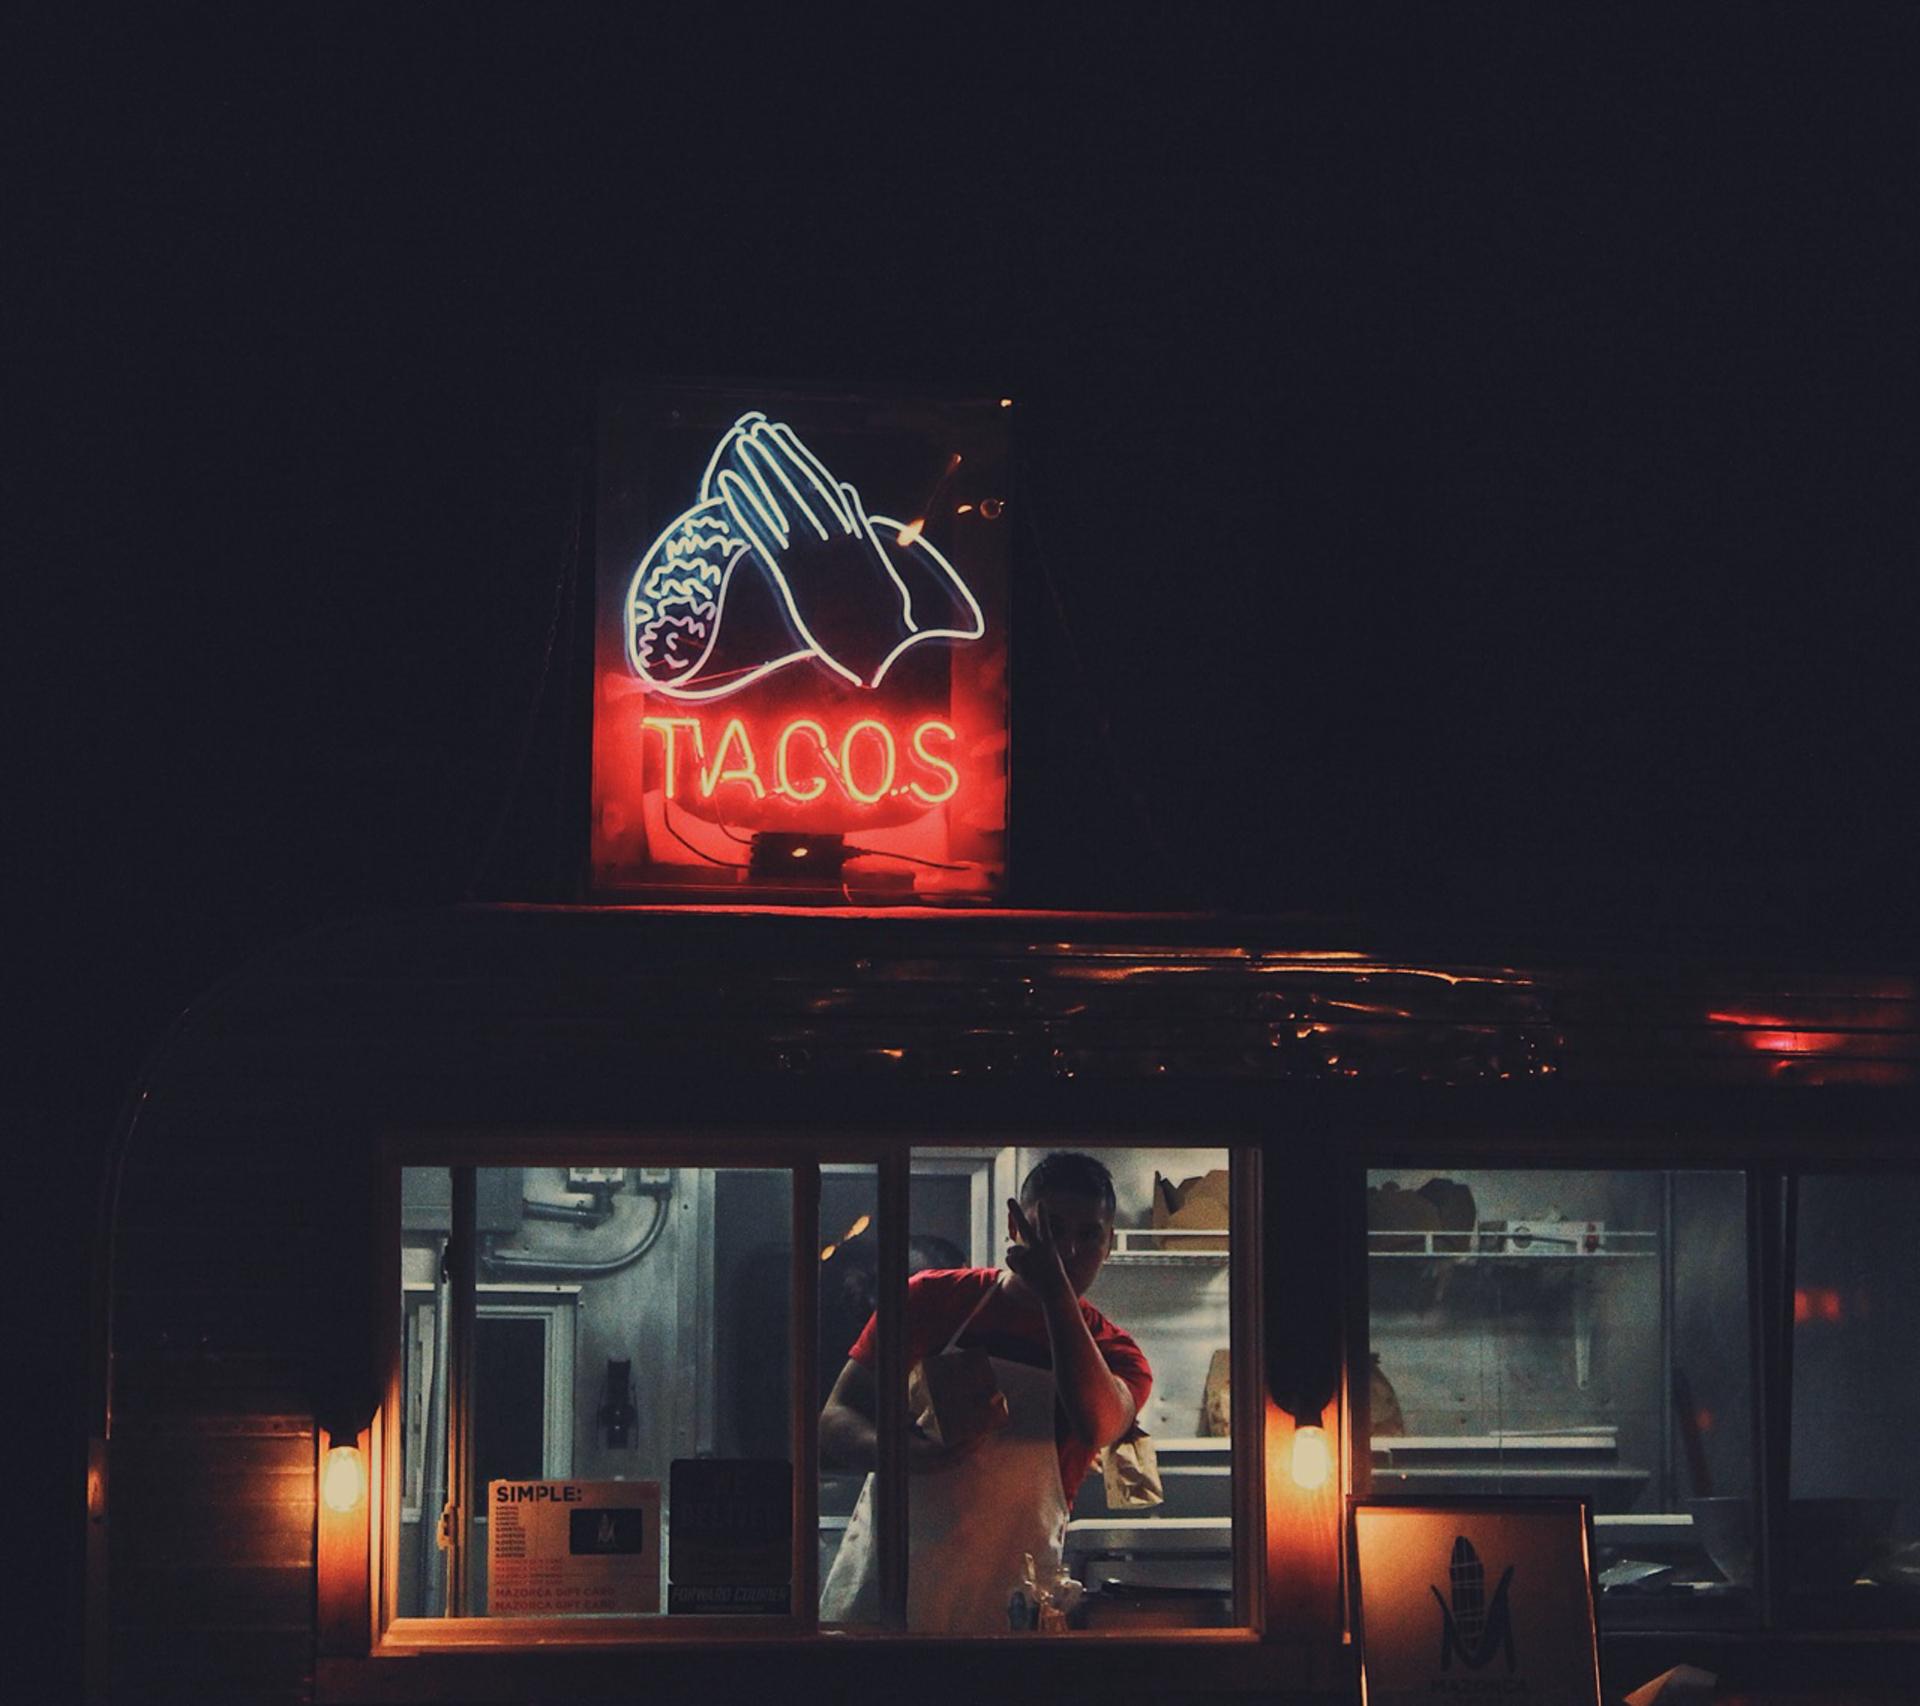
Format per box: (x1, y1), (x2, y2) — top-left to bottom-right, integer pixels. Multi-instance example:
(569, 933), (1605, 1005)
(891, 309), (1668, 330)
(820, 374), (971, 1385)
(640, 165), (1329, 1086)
(820, 1355), (988, 1473)
(1038, 1291), (1137, 1449)
(820, 1357), (879, 1470)
(1005, 1199), (1137, 1449)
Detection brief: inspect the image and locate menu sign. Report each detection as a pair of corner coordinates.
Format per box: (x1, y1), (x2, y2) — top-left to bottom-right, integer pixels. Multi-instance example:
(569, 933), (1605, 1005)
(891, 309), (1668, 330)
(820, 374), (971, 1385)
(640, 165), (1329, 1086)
(593, 384), (1011, 902)
(488, 1479), (661, 1616)
(667, 1457), (792, 1614)
(1353, 1500), (1602, 1706)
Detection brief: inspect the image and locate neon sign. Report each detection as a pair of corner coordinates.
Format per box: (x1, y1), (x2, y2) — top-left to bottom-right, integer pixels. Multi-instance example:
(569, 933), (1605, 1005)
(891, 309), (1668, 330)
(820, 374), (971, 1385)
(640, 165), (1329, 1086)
(626, 413), (986, 700)
(591, 387), (1009, 900)
(642, 715), (960, 807)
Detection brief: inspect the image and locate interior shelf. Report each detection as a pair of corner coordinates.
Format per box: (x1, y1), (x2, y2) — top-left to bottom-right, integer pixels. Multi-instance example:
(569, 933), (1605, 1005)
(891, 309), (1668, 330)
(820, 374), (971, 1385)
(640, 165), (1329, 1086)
(1107, 1228), (1228, 1265)
(1368, 1229), (1656, 1259)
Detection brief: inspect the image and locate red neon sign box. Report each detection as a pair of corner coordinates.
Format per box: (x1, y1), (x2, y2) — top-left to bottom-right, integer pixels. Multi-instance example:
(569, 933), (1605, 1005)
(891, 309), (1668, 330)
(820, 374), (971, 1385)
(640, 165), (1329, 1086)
(591, 385), (1011, 901)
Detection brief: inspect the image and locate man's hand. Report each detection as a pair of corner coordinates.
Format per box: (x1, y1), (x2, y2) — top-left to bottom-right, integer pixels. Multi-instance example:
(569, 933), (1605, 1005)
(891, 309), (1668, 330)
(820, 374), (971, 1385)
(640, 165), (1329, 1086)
(712, 415), (913, 688)
(1005, 1196), (1074, 1304)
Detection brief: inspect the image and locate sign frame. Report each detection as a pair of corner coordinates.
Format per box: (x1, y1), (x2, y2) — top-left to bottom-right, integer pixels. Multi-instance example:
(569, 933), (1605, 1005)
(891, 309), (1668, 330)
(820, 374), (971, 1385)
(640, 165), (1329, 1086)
(1351, 1496), (1603, 1706)
(486, 1478), (663, 1617)
(588, 378), (1014, 905)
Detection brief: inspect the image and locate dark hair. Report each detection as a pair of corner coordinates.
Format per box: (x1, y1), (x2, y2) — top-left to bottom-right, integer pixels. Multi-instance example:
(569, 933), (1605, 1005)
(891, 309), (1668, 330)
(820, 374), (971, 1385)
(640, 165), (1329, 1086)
(1018, 1151), (1117, 1219)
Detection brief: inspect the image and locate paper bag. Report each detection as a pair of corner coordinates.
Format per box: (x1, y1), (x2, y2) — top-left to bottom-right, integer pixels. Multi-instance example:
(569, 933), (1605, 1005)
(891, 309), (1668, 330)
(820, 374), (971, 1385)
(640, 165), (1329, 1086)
(1100, 1425), (1165, 1510)
(1151, 1169), (1230, 1251)
(1202, 1347), (1232, 1436)
(908, 1348), (1009, 1449)
(1369, 1353), (1406, 1436)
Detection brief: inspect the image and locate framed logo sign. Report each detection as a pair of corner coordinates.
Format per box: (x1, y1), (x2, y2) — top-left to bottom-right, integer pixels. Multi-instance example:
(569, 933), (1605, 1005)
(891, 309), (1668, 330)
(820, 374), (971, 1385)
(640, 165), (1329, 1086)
(1352, 1499), (1602, 1706)
(591, 383), (1011, 901)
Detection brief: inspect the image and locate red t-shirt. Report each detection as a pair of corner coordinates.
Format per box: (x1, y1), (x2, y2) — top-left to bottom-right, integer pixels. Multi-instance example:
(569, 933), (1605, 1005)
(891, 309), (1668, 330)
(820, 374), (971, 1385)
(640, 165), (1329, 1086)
(845, 1268), (1153, 1501)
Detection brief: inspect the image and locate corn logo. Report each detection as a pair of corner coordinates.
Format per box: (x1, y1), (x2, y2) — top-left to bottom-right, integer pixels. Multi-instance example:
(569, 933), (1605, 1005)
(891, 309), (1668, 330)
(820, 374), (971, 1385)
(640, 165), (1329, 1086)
(1431, 1536), (1517, 1673)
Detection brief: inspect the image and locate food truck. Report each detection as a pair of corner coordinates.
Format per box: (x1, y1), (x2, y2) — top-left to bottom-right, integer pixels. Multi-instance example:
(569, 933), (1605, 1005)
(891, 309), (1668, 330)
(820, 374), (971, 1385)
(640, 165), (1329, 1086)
(87, 384), (1919, 1703)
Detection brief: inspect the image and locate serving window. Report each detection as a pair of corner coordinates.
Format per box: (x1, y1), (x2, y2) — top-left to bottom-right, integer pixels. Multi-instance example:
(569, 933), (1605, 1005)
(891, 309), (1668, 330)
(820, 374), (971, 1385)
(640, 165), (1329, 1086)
(1363, 1162), (1920, 1636)
(363, 1139), (1264, 1651)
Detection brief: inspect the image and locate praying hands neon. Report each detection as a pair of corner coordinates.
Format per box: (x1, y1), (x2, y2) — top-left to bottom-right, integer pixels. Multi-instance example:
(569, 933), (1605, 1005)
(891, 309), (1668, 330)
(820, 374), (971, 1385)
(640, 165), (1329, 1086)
(625, 413), (986, 700)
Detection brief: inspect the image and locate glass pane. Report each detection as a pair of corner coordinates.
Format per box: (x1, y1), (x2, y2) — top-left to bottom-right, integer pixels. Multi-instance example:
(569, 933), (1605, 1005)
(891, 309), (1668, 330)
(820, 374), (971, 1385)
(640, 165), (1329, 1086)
(818, 1165), (880, 1625)
(410, 1165), (793, 1619)
(397, 1167), (451, 1617)
(1367, 1168), (1753, 1627)
(901, 1145), (1235, 1632)
(1789, 1174), (1920, 1625)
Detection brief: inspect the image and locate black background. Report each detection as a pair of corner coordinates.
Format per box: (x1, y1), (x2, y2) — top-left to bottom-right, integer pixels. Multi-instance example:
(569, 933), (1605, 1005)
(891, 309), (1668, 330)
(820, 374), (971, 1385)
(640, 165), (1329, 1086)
(12, 9), (1917, 1692)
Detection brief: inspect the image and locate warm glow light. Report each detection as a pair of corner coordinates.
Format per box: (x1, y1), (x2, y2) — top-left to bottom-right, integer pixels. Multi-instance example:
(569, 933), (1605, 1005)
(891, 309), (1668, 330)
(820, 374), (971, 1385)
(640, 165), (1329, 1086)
(845, 1214), (871, 1240)
(1794, 1286), (1846, 1324)
(907, 720), (960, 804)
(700, 716), (767, 799)
(895, 519), (925, 547)
(1290, 1424), (1332, 1490)
(773, 717), (830, 804)
(998, 397), (1012, 408)
(646, 710), (959, 810)
(838, 719), (898, 805)
(321, 1444), (366, 1514)
(955, 503), (974, 515)
(820, 1243), (837, 1262)
(1704, 1010), (1847, 1055)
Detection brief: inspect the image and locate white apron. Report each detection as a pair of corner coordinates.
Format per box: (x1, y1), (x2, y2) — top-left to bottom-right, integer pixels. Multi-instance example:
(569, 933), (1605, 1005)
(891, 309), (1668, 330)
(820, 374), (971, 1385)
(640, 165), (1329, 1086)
(820, 1286), (1071, 1633)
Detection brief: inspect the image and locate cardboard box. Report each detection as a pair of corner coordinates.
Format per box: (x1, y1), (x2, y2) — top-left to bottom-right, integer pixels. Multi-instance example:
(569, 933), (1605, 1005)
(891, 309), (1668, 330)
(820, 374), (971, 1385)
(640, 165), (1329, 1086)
(1152, 1169), (1229, 1251)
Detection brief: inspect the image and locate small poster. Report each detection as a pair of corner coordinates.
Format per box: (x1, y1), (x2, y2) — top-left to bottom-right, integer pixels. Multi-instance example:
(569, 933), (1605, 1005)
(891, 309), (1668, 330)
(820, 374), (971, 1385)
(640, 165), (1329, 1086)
(1353, 1499), (1602, 1706)
(487, 1480), (661, 1616)
(668, 1458), (792, 1614)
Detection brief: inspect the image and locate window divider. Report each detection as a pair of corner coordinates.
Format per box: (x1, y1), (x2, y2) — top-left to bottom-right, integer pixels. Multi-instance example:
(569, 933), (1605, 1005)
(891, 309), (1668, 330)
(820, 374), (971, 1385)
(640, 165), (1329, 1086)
(447, 1167), (478, 1618)
(791, 1162), (821, 1625)
(877, 1147), (911, 1629)
(1230, 1145), (1267, 1633)
(1749, 1169), (1798, 1630)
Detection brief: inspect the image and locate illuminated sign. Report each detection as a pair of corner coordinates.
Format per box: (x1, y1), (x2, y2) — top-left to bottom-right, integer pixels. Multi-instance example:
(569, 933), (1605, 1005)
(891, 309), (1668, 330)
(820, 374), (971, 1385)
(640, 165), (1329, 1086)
(625, 412), (985, 698)
(591, 386), (1010, 900)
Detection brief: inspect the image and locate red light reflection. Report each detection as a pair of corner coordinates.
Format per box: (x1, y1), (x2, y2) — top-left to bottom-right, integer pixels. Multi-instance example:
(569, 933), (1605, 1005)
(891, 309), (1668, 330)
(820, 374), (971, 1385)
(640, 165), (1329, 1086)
(1793, 1286), (1846, 1324)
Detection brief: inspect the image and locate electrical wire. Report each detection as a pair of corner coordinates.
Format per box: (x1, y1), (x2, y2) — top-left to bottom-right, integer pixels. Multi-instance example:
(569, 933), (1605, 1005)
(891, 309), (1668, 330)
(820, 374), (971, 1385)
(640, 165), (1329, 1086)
(843, 844), (972, 872)
(661, 796), (748, 867)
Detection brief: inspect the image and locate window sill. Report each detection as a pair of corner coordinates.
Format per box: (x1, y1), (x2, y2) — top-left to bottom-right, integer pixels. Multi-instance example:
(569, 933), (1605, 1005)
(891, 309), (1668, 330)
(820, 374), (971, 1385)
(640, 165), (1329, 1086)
(323, 1628), (1304, 1705)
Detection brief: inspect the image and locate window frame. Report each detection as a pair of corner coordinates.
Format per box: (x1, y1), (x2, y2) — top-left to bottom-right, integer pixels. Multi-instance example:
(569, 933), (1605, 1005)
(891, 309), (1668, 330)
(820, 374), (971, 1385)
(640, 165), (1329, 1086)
(339, 1128), (1273, 1669)
(1350, 1133), (1920, 1644)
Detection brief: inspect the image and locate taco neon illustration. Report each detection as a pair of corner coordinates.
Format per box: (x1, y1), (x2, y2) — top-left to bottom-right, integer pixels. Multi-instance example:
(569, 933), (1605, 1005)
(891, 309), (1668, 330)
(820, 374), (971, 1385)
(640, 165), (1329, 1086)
(626, 412), (986, 700)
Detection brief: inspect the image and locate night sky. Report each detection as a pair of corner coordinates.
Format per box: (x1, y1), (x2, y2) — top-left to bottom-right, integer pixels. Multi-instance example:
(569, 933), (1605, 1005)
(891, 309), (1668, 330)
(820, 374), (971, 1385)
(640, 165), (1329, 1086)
(14, 9), (1919, 1684)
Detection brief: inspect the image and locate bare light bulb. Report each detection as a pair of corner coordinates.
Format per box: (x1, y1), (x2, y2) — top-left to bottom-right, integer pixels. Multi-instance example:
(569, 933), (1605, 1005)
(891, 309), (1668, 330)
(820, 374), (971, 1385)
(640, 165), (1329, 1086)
(321, 1444), (366, 1513)
(1290, 1424), (1332, 1491)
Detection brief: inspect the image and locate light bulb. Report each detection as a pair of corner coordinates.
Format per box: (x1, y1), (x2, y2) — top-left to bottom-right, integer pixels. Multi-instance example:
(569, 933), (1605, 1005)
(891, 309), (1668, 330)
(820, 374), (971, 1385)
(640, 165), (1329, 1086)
(321, 1443), (366, 1513)
(1290, 1424), (1332, 1490)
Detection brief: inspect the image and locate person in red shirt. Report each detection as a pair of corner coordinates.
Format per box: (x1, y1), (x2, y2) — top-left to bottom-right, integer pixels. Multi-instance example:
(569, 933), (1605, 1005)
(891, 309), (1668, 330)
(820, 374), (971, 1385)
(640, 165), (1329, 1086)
(819, 1152), (1152, 1632)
